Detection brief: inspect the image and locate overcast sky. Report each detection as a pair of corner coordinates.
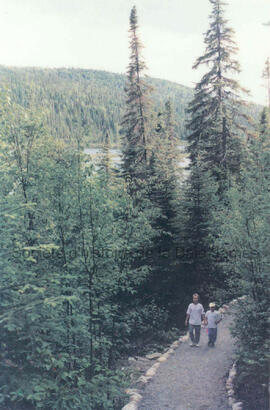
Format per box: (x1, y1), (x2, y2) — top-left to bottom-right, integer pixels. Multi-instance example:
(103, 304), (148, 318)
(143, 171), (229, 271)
(0, 0), (269, 105)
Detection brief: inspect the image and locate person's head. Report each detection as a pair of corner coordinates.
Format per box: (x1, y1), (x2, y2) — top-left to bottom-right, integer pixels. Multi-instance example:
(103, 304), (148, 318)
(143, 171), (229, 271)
(209, 302), (215, 311)
(193, 293), (199, 304)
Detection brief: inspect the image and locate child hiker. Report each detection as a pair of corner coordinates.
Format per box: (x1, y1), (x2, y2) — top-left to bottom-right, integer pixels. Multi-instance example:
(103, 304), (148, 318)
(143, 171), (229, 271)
(204, 302), (222, 347)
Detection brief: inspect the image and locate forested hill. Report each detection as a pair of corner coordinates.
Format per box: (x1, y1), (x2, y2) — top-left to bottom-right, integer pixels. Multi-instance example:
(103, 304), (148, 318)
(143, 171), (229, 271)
(0, 65), (262, 145)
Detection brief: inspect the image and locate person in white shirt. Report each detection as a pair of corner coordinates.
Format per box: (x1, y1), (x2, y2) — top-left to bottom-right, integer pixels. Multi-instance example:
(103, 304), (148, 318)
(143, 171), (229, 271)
(185, 293), (205, 347)
(204, 302), (222, 347)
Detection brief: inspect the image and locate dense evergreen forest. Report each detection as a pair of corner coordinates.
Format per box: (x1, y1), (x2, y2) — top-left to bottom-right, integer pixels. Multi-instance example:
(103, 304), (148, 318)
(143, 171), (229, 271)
(0, 65), (262, 146)
(0, 0), (269, 409)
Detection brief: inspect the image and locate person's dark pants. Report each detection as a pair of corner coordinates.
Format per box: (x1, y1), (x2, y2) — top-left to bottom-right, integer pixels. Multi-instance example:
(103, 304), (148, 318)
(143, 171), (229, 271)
(189, 324), (201, 344)
(208, 328), (217, 344)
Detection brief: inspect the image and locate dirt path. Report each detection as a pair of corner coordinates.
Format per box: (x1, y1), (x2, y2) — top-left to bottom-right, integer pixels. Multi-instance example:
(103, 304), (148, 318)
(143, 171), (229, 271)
(138, 311), (234, 410)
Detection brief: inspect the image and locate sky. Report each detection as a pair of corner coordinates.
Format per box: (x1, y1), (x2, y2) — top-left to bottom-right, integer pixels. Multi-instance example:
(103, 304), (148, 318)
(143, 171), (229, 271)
(0, 0), (269, 105)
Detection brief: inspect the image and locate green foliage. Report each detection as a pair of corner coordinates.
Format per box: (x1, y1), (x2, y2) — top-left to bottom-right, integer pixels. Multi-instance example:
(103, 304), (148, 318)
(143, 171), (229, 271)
(0, 89), (159, 409)
(0, 65), (193, 147)
(120, 5), (154, 187)
(143, 102), (184, 318)
(186, 0), (251, 180)
(0, 5), (267, 408)
(182, 0), (254, 296)
(119, 8), (187, 327)
(0, 64), (261, 151)
(213, 127), (270, 408)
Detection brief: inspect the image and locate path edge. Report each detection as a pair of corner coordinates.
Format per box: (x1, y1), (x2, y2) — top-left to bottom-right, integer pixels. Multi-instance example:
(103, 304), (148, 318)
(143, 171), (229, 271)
(224, 296), (246, 410)
(121, 334), (187, 409)
(121, 298), (242, 410)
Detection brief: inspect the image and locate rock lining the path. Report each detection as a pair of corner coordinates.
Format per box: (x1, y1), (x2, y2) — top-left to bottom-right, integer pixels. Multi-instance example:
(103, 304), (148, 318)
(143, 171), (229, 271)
(122, 338), (184, 409)
(224, 298), (245, 410)
(145, 353), (162, 360)
(122, 299), (241, 410)
(225, 362), (243, 409)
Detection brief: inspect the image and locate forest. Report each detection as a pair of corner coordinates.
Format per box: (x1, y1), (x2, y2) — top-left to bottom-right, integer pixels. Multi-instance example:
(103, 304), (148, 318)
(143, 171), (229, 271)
(0, 0), (269, 409)
(0, 64), (262, 146)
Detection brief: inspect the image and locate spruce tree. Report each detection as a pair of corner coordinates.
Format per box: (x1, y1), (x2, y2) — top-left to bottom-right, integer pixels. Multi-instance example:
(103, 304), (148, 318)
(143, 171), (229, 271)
(182, 0), (249, 294)
(97, 131), (115, 183)
(144, 103), (183, 322)
(186, 0), (249, 183)
(259, 107), (270, 136)
(182, 160), (219, 296)
(120, 6), (153, 192)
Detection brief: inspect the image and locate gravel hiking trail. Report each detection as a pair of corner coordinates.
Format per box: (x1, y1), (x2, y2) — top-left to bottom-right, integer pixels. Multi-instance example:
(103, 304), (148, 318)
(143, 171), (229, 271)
(139, 310), (235, 410)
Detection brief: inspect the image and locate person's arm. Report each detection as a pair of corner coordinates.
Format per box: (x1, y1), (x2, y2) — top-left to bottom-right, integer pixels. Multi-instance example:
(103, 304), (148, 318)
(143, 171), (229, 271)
(204, 311), (208, 326)
(185, 304), (191, 326)
(201, 305), (205, 322)
(215, 313), (222, 324)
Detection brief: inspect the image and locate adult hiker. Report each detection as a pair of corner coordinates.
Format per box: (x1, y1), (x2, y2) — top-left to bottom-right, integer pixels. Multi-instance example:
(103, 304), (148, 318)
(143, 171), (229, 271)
(185, 293), (205, 347)
(204, 302), (222, 347)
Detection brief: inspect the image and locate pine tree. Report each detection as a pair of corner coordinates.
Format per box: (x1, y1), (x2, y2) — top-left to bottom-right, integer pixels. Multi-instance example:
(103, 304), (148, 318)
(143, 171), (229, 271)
(120, 6), (153, 192)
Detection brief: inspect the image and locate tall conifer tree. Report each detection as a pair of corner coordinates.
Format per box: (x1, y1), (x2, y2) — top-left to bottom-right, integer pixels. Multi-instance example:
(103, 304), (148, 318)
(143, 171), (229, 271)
(187, 0), (249, 184)
(120, 6), (153, 192)
(182, 0), (249, 293)
(144, 103), (183, 321)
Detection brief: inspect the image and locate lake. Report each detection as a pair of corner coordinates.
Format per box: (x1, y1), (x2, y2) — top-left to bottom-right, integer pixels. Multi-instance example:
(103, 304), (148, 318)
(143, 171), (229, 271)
(84, 145), (189, 169)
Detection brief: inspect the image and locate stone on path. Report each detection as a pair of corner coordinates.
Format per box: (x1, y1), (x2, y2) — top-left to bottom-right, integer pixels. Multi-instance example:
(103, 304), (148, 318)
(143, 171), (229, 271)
(145, 353), (162, 360)
(138, 312), (234, 410)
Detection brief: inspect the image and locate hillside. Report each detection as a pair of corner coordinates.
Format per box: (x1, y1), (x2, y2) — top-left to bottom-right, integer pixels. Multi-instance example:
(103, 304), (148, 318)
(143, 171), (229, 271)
(0, 65), (262, 146)
(0, 0), (269, 407)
